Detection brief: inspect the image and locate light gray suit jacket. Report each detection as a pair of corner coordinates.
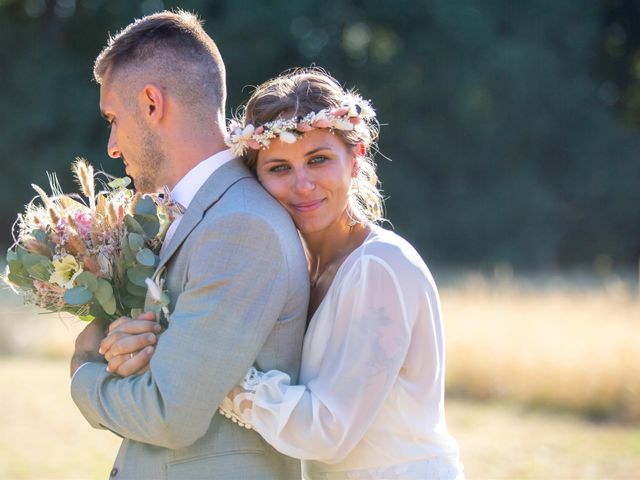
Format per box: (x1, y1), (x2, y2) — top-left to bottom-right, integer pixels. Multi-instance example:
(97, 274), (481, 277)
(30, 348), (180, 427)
(72, 158), (309, 479)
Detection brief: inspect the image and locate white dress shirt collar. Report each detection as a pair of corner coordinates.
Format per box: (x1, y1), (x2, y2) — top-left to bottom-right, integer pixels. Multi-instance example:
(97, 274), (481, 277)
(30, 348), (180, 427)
(169, 148), (235, 210)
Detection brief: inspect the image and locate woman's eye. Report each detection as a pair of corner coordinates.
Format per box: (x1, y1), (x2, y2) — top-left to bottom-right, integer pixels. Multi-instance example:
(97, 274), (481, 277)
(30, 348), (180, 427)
(269, 164), (290, 173)
(309, 155), (328, 165)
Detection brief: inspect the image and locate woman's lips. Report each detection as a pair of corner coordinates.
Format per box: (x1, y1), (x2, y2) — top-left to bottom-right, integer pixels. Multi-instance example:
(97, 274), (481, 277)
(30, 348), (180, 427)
(290, 199), (325, 213)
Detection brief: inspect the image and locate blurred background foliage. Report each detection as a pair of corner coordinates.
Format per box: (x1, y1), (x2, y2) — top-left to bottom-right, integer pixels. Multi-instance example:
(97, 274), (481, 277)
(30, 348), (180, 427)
(1, 0), (639, 272)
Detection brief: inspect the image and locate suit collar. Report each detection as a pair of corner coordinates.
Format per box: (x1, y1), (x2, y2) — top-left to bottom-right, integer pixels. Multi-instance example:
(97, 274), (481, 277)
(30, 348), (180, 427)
(154, 157), (253, 272)
(170, 149), (235, 211)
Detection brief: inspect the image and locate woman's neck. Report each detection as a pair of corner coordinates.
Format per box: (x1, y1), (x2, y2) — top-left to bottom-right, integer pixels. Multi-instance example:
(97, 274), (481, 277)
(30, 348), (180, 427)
(301, 215), (371, 288)
(303, 225), (351, 276)
(301, 217), (370, 320)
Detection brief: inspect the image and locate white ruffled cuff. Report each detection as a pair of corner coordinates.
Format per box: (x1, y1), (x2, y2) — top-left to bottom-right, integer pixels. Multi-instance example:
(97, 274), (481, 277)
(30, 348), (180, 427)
(250, 369), (306, 437)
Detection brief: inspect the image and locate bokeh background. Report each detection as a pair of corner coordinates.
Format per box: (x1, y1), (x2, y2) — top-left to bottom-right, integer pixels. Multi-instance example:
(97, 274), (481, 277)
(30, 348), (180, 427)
(1, 0), (639, 478)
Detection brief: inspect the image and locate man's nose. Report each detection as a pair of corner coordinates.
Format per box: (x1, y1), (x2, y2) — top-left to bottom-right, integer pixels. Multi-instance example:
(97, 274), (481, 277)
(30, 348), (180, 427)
(107, 130), (120, 159)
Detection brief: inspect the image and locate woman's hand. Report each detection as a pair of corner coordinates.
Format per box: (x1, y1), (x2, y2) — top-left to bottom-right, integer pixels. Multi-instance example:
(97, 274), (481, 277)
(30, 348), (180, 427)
(218, 367), (263, 428)
(100, 311), (161, 376)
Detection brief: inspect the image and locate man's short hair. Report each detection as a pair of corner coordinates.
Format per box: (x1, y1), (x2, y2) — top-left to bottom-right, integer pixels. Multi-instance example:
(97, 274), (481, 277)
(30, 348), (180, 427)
(94, 10), (226, 118)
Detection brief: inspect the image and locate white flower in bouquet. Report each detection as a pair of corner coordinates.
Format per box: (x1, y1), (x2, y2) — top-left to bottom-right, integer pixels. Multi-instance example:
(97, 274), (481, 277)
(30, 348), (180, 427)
(49, 254), (83, 289)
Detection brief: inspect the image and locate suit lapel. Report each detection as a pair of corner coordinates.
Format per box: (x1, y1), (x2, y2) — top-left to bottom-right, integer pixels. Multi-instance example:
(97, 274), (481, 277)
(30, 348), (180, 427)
(154, 158), (253, 275)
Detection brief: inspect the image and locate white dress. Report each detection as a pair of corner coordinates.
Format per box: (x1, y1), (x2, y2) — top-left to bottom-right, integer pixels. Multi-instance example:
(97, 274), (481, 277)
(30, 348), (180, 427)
(226, 225), (464, 479)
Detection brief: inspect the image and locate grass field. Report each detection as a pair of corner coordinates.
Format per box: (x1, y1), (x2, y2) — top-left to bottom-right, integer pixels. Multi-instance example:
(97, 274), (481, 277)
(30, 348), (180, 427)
(442, 272), (640, 423)
(1, 357), (638, 479)
(1, 273), (639, 479)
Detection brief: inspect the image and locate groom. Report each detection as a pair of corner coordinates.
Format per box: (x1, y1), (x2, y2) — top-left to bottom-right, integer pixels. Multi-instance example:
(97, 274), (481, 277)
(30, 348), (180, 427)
(70, 10), (309, 479)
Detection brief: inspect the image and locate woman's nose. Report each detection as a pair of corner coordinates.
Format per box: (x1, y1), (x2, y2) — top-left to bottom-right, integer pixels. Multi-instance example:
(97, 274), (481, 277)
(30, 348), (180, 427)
(293, 170), (315, 193)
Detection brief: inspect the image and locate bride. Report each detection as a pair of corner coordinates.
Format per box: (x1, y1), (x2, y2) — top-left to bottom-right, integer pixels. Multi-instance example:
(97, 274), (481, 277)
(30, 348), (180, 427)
(103, 68), (464, 480)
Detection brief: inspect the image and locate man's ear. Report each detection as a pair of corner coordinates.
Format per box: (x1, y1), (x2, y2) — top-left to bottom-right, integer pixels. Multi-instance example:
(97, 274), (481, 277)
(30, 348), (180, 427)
(140, 83), (165, 125)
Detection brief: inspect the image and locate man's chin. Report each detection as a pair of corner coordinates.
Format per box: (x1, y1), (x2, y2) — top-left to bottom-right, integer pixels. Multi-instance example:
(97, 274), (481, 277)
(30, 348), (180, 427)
(131, 177), (156, 194)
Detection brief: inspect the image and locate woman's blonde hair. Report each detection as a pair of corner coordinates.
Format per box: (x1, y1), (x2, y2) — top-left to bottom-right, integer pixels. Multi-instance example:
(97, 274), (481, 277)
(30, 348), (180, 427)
(239, 67), (384, 225)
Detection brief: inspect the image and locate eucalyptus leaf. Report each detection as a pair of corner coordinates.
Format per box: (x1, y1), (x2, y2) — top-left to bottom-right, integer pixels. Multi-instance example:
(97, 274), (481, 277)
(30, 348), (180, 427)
(136, 248), (157, 267)
(8, 259), (27, 277)
(15, 247), (28, 261)
(7, 270), (33, 289)
(135, 195), (157, 216)
(31, 229), (47, 242)
(7, 256), (39, 288)
(127, 265), (155, 287)
(124, 215), (145, 236)
(135, 214), (160, 239)
(120, 235), (136, 264)
(95, 279), (114, 304)
(128, 232), (145, 252)
(89, 302), (108, 319)
(75, 271), (98, 291)
(100, 295), (117, 315)
(27, 262), (52, 281)
(6, 250), (18, 263)
(64, 286), (93, 305)
(122, 294), (145, 309)
(21, 254), (53, 281)
(18, 251), (49, 269)
(126, 281), (148, 297)
(134, 196), (160, 238)
(108, 176), (132, 189)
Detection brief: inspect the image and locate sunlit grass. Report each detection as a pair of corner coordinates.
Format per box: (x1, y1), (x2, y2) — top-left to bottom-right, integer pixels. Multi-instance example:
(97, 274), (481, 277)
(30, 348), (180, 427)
(442, 272), (640, 423)
(1, 273), (640, 478)
(0, 358), (121, 479)
(448, 397), (640, 479)
(0, 358), (638, 479)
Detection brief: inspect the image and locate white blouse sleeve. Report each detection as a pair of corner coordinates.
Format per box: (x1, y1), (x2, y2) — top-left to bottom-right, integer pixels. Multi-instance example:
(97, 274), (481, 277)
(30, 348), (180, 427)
(248, 254), (413, 463)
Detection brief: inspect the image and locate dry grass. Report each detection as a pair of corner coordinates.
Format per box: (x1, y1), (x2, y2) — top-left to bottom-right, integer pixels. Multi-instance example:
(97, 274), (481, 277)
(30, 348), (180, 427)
(0, 358), (638, 479)
(0, 358), (121, 479)
(448, 397), (640, 479)
(4, 272), (638, 424)
(441, 272), (640, 423)
(1, 274), (640, 478)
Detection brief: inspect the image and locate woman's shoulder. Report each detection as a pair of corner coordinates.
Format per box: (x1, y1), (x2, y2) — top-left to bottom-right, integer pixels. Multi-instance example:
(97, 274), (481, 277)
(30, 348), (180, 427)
(345, 224), (437, 290)
(362, 225), (430, 267)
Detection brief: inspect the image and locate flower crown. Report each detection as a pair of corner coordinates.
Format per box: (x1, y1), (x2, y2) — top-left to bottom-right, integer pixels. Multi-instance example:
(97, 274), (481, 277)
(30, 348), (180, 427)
(224, 93), (376, 157)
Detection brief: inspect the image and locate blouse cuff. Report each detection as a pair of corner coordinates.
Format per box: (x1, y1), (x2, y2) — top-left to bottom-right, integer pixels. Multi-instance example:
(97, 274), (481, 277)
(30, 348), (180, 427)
(251, 370), (306, 435)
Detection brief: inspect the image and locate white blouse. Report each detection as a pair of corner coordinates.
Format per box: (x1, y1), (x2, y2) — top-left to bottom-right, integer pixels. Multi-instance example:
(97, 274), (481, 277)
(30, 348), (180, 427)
(232, 225), (463, 479)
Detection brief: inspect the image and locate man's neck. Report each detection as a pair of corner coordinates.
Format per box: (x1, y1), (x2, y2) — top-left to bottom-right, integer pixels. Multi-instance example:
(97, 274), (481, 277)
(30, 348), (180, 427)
(162, 134), (228, 190)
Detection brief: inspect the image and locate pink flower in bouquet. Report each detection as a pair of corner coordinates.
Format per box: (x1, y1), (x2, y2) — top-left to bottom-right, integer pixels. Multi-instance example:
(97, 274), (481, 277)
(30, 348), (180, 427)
(54, 217), (68, 239)
(81, 255), (102, 276)
(73, 210), (93, 239)
(33, 280), (65, 309)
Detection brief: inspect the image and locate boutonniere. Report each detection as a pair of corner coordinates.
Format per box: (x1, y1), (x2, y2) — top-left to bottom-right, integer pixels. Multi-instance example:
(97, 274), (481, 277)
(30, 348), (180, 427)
(145, 265), (171, 328)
